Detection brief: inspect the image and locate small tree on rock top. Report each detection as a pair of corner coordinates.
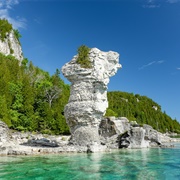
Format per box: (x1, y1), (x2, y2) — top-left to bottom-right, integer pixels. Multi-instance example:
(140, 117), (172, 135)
(76, 45), (92, 68)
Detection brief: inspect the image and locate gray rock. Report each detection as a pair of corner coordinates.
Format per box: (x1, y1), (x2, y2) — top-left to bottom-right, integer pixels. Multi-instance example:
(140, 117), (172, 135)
(99, 118), (170, 148)
(24, 138), (59, 147)
(61, 48), (121, 151)
(119, 127), (150, 148)
(0, 31), (23, 62)
(99, 117), (130, 138)
(0, 120), (10, 145)
(143, 124), (161, 146)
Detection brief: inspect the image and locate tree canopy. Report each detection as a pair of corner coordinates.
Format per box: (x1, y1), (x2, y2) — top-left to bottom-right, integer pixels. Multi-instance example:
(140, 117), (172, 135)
(0, 53), (70, 134)
(105, 91), (180, 133)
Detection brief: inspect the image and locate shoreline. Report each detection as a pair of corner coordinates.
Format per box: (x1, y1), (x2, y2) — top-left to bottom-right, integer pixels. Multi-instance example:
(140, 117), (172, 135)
(1, 142), (180, 157)
(1, 132), (179, 156)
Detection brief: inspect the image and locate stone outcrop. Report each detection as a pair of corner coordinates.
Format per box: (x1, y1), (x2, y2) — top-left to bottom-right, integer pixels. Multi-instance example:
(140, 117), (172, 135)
(143, 124), (172, 145)
(99, 117), (130, 138)
(61, 48), (121, 150)
(0, 120), (10, 146)
(0, 119), (178, 155)
(23, 138), (59, 147)
(119, 127), (150, 148)
(99, 117), (173, 149)
(0, 31), (23, 62)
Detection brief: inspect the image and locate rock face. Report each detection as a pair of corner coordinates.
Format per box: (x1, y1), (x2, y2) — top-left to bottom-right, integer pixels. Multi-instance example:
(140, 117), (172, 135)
(99, 117), (174, 149)
(99, 117), (130, 138)
(61, 48), (121, 149)
(0, 31), (23, 62)
(0, 120), (10, 146)
(119, 127), (150, 148)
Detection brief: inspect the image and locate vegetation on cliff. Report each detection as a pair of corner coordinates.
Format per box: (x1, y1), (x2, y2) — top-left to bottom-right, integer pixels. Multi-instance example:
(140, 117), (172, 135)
(105, 91), (180, 133)
(0, 19), (13, 41)
(0, 19), (22, 55)
(76, 45), (92, 68)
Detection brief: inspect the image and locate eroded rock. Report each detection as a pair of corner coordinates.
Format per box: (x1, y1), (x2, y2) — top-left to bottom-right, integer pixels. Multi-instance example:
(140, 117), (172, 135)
(61, 48), (121, 149)
(0, 31), (23, 62)
(0, 120), (10, 145)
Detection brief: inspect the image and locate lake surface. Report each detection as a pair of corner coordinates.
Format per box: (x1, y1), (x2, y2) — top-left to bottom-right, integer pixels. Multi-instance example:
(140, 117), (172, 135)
(0, 143), (180, 180)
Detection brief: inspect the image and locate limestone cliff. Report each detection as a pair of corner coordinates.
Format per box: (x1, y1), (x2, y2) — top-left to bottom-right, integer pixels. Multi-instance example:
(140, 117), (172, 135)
(0, 30), (23, 62)
(62, 47), (121, 149)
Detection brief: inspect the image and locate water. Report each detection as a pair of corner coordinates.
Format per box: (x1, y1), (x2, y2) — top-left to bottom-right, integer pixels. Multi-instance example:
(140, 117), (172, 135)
(0, 143), (180, 180)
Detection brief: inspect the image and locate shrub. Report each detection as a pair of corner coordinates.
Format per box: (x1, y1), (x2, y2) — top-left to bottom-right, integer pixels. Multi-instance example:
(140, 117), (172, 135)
(0, 19), (13, 41)
(13, 29), (22, 44)
(76, 45), (92, 68)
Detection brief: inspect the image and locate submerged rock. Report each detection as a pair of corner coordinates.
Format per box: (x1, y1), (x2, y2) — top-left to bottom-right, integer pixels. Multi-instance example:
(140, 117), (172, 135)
(61, 48), (121, 151)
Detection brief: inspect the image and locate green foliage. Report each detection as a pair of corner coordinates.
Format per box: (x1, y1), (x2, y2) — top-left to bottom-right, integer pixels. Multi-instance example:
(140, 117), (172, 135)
(76, 45), (92, 68)
(0, 19), (13, 41)
(0, 52), (70, 135)
(0, 19), (22, 49)
(13, 29), (22, 43)
(105, 109), (118, 117)
(21, 58), (29, 67)
(106, 91), (180, 133)
(10, 48), (14, 54)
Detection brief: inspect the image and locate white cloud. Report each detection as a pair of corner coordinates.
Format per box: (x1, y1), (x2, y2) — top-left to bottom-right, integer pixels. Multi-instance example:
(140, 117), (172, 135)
(177, 67), (180, 70)
(157, 60), (164, 64)
(142, 4), (160, 8)
(139, 60), (164, 70)
(142, 0), (160, 8)
(167, 0), (180, 3)
(0, 0), (26, 29)
(139, 61), (156, 70)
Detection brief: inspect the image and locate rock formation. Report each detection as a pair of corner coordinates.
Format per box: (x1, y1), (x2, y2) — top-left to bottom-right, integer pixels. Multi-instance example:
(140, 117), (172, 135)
(0, 119), (176, 155)
(0, 120), (10, 146)
(0, 31), (23, 62)
(99, 117), (173, 149)
(61, 48), (121, 150)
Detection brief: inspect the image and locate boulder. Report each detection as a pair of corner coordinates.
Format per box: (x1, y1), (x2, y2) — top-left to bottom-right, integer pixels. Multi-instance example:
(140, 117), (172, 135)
(99, 117), (130, 138)
(143, 124), (161, 146)
(24, 138), (59, 147)
(119, 127), (150, 148)
(61, 48), (121, 151)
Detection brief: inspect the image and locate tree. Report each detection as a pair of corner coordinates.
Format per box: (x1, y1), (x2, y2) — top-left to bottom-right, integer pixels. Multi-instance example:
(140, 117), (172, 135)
(76, 45), (92, 68)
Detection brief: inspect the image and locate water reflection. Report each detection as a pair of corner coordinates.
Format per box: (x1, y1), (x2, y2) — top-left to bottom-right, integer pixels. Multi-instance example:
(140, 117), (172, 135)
(0, 145), (180, 179)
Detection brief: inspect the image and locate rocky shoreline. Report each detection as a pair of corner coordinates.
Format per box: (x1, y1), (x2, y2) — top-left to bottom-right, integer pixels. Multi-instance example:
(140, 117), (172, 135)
(1, 47), (179, 156)
(1, 119), (179, 156)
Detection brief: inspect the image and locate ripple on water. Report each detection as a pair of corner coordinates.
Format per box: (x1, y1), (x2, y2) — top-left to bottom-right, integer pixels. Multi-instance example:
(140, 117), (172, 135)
(0, 144), (180, 180)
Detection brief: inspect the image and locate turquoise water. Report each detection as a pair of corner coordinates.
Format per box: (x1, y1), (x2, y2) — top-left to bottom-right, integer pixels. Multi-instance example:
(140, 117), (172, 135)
(0, 144), (180, 180)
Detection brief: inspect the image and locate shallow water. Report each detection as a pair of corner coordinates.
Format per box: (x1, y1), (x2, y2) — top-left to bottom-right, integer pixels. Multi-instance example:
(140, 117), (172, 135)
(0, 143), (180, 180)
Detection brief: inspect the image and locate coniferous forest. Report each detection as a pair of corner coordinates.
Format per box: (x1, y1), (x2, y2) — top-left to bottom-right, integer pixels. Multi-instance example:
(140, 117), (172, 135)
(0, 19), (180, 135)
(106, 92), (180, 133)
(0, 53), (70, 134)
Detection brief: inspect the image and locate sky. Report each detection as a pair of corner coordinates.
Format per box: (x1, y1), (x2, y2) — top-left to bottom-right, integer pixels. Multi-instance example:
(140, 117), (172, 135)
(0, 0), (180, 122)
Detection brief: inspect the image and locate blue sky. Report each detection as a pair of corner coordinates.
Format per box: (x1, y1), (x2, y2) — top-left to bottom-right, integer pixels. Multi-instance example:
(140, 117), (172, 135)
(0, 0), (180, 122)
